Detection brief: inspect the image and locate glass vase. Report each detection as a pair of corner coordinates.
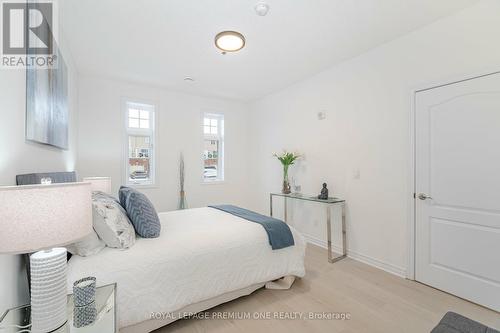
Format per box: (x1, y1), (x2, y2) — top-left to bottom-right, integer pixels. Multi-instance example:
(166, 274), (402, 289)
(282, 165), (291, 194)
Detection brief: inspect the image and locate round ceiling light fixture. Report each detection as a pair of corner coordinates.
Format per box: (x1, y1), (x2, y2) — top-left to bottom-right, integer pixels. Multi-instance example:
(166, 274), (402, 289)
(214, 31), (246, 53)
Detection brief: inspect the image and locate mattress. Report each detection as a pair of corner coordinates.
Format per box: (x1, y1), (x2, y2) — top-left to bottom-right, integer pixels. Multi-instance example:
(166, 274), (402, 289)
(67, 207), (306, 329)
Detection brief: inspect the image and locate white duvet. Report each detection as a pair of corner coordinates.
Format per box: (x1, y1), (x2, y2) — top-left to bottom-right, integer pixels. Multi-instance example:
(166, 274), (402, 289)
(67, 207), (306, 328)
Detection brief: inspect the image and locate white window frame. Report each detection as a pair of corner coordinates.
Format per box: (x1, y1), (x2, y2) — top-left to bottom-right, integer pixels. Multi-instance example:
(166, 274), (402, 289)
(123, 100), (157, 187)
(202, 112), (224, 183)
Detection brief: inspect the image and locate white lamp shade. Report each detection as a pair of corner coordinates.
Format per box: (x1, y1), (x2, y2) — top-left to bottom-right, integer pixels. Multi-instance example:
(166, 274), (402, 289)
(82, 177), (112, 194)
(0, 182), (93, 254)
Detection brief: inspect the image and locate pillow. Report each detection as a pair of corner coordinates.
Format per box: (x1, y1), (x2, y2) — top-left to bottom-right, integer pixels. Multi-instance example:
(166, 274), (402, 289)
(92, 192), (136, 249)
(119, 186), (161, 238)
(66, 230), (105, 257)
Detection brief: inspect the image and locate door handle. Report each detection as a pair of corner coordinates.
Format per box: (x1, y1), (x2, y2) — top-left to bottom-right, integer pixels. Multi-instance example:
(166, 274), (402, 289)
(418, 193), (433, 201)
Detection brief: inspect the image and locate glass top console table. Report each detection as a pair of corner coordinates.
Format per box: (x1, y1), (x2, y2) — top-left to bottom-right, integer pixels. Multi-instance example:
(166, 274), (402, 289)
(270, 193), (347, 263)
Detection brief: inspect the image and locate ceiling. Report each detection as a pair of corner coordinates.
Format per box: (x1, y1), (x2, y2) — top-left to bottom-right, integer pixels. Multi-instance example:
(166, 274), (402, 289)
(60, 0), (478, 101)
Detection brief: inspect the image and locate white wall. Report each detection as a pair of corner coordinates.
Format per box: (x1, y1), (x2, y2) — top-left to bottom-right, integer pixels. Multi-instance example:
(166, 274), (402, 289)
(248, 0), (500, 276)
(2, 0), (498, 314)
(0, 39), (79, 311)
(77, 76), (251, 211)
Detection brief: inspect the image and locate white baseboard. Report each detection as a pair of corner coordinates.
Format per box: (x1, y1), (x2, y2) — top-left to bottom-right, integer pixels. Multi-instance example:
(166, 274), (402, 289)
(301, 233), (407, 278)
(302, 233), (344, 254)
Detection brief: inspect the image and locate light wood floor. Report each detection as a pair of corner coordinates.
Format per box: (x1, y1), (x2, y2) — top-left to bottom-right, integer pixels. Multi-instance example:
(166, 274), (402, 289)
(156, 244), (500, 332)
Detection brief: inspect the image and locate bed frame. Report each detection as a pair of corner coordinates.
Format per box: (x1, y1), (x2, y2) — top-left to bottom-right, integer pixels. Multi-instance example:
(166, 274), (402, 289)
(121, 275), (295, 332)
(120, 283), (264, 332)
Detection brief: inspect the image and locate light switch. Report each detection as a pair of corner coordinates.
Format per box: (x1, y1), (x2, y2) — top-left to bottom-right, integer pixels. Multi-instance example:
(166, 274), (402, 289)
(353, 169), (361, 180)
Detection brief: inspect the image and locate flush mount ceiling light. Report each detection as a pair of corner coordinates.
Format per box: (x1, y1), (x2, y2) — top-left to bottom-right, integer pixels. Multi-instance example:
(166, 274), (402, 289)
(214, 31), (245, 53)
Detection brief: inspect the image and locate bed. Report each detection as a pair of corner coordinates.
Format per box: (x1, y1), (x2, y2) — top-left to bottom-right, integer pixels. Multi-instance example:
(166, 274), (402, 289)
(67, 206), (306, 332)
(16, 172), (305, 332)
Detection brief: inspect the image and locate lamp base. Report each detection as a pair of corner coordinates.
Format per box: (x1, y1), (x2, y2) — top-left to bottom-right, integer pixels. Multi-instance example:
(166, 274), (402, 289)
(30, 248), (68, 333)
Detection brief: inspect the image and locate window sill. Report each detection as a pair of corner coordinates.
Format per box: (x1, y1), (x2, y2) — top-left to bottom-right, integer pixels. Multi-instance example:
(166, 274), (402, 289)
(126, 183), (158, 189)
(201, 180), (225, 185)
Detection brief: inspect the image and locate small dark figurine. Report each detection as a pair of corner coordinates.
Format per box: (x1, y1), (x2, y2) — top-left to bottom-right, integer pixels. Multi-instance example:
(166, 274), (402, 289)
(318, 183), (329, 200)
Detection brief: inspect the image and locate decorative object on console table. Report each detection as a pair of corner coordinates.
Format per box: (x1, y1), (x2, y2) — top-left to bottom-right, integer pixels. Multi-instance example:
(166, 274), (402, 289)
(291, 177), (302, 194)
(0, 183), (93, 333)
(83, 177), (112, 194)
(273, 151), (300, 194)
(318, 183), (329, 200)
(178, 152), (188, 209)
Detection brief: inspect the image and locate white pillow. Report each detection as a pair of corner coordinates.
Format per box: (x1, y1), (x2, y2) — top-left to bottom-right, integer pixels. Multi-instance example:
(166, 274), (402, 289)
(92, 192), (136, 249)
(66, 230), (105, 257)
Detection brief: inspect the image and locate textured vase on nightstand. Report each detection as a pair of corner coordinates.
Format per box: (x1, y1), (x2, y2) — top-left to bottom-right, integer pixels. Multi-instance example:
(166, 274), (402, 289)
(73, 276), (97, 328)
(30, 248), (68, 333)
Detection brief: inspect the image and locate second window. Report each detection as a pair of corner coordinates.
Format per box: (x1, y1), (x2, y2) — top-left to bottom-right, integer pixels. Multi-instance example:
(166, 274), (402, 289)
(203, 113), (224, 182)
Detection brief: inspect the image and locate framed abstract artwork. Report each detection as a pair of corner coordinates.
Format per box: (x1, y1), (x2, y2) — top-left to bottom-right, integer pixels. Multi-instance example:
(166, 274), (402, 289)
(26, 45), (68, 150)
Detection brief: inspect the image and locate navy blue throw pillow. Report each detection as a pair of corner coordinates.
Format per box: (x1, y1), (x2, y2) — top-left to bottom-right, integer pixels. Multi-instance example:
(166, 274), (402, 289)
(119, 186), (161, 238)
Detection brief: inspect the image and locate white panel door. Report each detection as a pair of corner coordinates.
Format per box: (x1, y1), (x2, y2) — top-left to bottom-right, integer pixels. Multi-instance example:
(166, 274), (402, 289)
(415, 72), (500, 311)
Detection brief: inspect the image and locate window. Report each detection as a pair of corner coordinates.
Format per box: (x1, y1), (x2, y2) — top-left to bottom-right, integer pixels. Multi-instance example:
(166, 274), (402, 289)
(203, 113), (224, 182)
(125, 101), (156, 186)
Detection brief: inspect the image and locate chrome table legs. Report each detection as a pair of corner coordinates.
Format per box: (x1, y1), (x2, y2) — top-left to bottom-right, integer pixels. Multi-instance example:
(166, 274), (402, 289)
(327, 203), (347, 263)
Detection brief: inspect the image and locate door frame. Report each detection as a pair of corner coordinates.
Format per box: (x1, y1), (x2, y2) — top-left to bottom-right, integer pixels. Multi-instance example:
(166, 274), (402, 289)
(407, 69), (500, 280)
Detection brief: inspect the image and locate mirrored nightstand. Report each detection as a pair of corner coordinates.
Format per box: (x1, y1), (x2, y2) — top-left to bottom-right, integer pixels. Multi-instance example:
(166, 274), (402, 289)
(0, 283), (116, 333)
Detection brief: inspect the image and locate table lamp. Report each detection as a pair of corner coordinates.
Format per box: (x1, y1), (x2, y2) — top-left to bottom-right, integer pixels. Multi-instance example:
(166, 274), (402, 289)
(82, 177), (112, 194)
(0, 183), (93, 333)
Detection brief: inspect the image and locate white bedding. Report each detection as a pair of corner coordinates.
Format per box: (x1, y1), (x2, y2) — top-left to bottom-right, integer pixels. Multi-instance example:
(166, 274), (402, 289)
(67, 207), (306, 329)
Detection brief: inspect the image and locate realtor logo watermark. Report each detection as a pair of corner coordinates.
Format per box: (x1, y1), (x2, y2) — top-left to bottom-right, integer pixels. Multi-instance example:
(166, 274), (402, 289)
(1, 0), (58, 68)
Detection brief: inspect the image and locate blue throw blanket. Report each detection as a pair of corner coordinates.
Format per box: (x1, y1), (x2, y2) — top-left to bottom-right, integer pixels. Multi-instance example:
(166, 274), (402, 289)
(209, 205), (294, 250)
